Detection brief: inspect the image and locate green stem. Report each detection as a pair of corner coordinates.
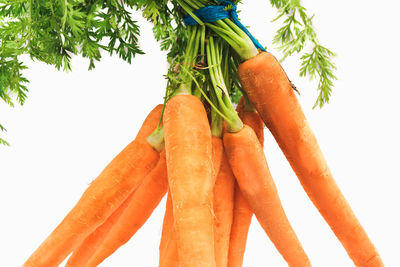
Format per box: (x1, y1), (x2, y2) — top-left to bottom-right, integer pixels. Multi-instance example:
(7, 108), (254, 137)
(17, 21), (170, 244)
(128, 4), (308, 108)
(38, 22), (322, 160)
(207, 36), (243, 133)
(147, 125), (165, 152)
(181, 66), (230, 122)
(178, 0), (259, 61)
(176, 0), (204, 25)
(175, 26), (200, 95)
(200, 25), (206, 65)
(209, 84), (223, 138)
(242, 92), (256, 112)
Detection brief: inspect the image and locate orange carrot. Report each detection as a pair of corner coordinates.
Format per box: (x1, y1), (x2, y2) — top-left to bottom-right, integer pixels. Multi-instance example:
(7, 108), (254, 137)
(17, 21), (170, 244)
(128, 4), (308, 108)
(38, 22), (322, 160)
(159, 193), (179, 267)
(238, 52), (383, 266)
(86, 149), (168, 266)
(159, 192), (174, 263)
(212, 136), (224, 180)
(65, 190), (136, 267)
(228, 183), (253, 267)
(224, 125), (311, 266)
(23, 105), (162, 267)
(236, 97), (264, 145)
(227, 98), (264, 267)
(213, 149), (235, 267)
(163, 94), (216, 267)
(159, 135), (223, 267)
(67, 149), (168, 266)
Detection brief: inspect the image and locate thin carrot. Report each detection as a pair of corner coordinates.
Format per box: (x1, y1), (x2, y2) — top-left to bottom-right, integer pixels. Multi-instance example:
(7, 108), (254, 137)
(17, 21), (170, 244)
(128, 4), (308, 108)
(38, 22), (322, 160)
(86, 149), (168, 266)
(159, 193), (179, 267)
(23, 105), (162, 267)
(238, 52), (383, 267)
(159, 192), (174, 264)
(65, 190), (136, 267)
(213, 149), (235, 267)
(212, 136), (228, 267)
(224, 125), (311, 266)
(212, 136), (224, 180)
(67, 149), (168, 266)
(236, 96), (264, 145)
(227, 97), (264, 267)
(163, 94), (216, 267)
(228, 183), (253, 267)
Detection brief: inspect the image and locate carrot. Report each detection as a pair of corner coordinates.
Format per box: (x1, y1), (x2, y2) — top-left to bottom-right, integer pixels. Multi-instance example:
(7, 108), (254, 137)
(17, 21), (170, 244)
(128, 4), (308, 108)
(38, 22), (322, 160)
(224, 125), (311, 266)
(88, 149), (168, 266)
(236, 96), (264, 145)
(23, 105), (162, 267)
(159, 193), (179, 267)
(65, 190), (136, 267)
(159, 135), (223, 267)
(211, 136), (224, 180)
(228, 183), (253, 267)
(67, 149), (168, 266)
(238, 52), (383, 267)
(212, 136), (229, 267)
(163, 94), (216, 267)
(227, 98), (264, 267)
(213, 149), (235, 267)
(159, 192), (174, 263)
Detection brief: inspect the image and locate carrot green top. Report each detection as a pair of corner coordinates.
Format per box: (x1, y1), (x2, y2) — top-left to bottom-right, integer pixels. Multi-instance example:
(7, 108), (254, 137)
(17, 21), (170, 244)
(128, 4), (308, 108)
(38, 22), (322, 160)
(0, 0), (335, 145)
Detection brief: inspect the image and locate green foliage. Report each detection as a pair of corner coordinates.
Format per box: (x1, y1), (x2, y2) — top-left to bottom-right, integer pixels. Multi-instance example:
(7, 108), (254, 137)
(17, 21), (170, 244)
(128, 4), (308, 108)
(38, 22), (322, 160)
(0, 123), (9, 146)
(0, 0), (337, 144)
(0, 0), (151, 144)
(0, 0), (145, 99)
(300, 44), (336, 108)
(270, 0), (336, 107)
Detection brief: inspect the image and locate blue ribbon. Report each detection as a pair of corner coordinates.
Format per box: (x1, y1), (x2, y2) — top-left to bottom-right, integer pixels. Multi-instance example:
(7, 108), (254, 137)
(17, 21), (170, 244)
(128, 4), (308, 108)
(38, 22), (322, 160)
(182, 1), (266, 51)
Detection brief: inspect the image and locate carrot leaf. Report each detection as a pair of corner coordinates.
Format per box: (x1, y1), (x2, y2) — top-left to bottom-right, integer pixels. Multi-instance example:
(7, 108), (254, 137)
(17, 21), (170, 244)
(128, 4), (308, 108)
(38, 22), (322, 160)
(270, 0), (336, 107)
(0, 123), (9, 146)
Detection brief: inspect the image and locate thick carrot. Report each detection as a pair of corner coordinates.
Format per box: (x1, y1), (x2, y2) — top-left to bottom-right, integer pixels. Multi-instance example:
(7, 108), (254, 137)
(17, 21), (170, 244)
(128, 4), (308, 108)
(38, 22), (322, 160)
(238, 52), (383, 267)
(163, 94), (216, 267)
(86, 149), (168, 266)
(224, 125), (311, 266)
(159, 193), (179, 267)
(23, 105), (162, 267)
(214, 149), (235, 267)
(227, 98), (264, 267)
(159, 135), (223, 267)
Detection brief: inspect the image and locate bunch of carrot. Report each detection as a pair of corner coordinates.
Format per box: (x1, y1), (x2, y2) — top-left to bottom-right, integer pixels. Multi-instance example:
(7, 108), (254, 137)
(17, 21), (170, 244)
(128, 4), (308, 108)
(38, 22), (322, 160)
(23, 3), (384, 267)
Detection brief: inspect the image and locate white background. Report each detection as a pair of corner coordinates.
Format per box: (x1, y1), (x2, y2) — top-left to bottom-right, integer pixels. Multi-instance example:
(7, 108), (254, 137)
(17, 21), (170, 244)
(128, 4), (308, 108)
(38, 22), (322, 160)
(1, 0), (399, 266)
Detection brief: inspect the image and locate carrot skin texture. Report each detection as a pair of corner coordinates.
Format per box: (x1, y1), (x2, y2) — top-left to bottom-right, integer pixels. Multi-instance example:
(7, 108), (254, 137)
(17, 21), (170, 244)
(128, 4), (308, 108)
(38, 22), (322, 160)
(224, 125), (311, 267)
(213, 150), (235, 267)
(65, 190), (136, 266)
(212, 136), (224, 180)
(23, 105), (162, 267)
(86, 150), (168, 266)
(77, 149), (168, 267)
(236, 97), (264, 145)
(159, 136), (223, 267)
(228, 183), (253, 267)
(238, 52), (383, 266)
(227, 99), (264, 267)
(163, 94), (216, 267)
(159, 193), (179, 267)
(159, 192), (174, 263)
